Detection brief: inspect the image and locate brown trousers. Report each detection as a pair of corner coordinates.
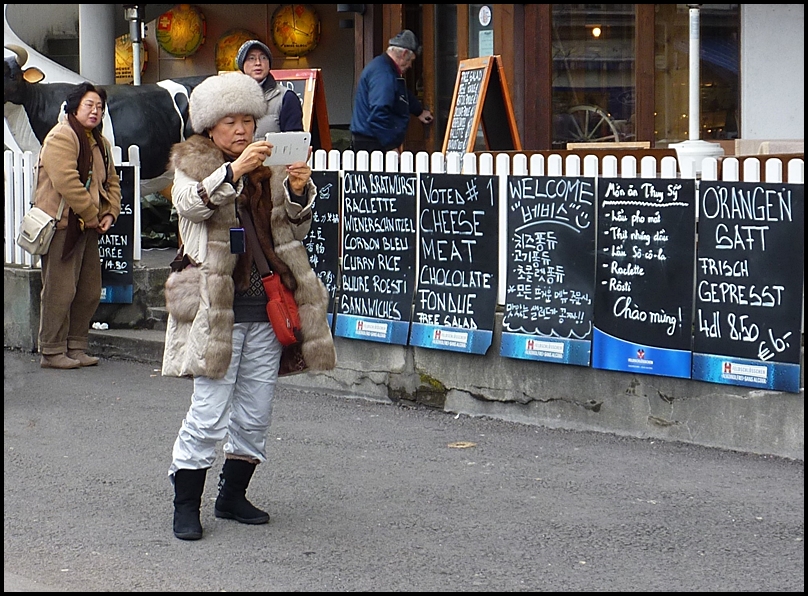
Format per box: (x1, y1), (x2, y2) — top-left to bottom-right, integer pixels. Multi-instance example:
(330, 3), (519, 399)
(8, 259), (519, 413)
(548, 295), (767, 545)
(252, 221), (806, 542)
(38, 228), (101, 355)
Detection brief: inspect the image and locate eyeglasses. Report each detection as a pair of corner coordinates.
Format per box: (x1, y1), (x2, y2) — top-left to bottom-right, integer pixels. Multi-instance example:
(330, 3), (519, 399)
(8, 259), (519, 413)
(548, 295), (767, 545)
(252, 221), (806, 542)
(80, 101), (105, 114)
(245, 54), (270, 64)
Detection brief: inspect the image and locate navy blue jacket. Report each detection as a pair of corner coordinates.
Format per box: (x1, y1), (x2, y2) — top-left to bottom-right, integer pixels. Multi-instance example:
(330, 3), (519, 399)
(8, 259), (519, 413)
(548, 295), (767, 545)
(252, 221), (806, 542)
(278, 88), (304, 132)
(350, 53), (423, 151)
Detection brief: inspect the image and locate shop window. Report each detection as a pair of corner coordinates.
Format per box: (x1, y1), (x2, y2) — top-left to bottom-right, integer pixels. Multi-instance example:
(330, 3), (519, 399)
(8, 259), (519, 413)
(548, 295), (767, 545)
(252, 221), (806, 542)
(468, 5), (494, 58)
(434, 4), (459, 148)
(654, 4), (740, 145)
(551, 4), (636, 149)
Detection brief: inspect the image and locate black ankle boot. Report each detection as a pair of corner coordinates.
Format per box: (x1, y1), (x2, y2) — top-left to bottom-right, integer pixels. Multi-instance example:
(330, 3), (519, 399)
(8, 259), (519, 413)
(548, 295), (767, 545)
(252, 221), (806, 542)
(214, 459), (270, 525)
(173, 468), (208, 540)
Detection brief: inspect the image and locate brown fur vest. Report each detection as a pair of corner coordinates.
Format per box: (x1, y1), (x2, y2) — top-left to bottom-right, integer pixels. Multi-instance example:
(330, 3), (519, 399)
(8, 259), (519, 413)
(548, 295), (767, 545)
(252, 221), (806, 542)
(165, 134), (335, 378)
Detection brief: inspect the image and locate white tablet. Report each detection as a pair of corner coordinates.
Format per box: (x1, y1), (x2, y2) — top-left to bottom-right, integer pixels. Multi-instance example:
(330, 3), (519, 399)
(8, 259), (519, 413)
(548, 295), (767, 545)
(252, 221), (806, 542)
(263, 132), (312, 166)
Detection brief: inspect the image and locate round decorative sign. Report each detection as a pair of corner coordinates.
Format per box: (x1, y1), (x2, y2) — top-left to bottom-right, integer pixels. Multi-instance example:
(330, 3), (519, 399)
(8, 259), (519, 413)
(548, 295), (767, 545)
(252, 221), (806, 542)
(115, 33), (147, 84)
(271, 4), (321, 57)
(156, 4), (206, 58)
(478, 5), (492, 27)
(215, 29), (260, 72)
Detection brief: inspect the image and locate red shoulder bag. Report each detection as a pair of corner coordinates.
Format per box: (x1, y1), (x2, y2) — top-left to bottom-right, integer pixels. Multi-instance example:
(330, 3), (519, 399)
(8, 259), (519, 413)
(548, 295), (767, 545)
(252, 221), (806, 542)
(239, 208), (302, 346)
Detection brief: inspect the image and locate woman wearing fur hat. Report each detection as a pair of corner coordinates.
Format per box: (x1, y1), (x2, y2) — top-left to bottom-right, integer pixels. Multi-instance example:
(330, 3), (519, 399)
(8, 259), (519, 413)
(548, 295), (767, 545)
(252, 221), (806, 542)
(162, 71), (336, 541)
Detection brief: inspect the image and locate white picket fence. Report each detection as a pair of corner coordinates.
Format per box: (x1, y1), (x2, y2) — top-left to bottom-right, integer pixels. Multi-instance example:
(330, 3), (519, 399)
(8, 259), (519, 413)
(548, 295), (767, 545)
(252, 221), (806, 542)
(5, 147), (805, 272)
(4, 144), (143, 268)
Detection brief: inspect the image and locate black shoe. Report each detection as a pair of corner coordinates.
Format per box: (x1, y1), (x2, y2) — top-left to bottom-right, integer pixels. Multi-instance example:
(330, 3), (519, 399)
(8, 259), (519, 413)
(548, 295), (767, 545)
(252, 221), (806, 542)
(173, 468), (208, 540)
(214, 459), (270, 525)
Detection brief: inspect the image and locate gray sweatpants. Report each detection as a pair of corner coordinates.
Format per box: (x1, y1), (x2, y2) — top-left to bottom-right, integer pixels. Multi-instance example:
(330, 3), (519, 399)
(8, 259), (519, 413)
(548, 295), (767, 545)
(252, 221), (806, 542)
(169, 322), (282, 478)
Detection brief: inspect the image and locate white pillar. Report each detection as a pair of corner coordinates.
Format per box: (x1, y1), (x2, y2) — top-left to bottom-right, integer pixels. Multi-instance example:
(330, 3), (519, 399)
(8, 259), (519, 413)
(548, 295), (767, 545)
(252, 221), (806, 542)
(79, 4), (116, 84)
(688, 5), (701, 141)
(130, 19), (142, 86)
(671, 3), (724, 175)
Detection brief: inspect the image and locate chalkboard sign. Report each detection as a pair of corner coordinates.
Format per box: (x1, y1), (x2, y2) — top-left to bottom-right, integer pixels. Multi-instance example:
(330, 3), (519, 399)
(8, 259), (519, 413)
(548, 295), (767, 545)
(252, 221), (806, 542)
(500, 175), (597, 366)
(442, 55), (521, 155)
(410, 173), (499, 354)
(307, 171), (341, 326)
(592, 178), (697, 379)
(271, 68), (332, 151)
(692, 181), (804, 393)
(444, 64), (485, 154)
(334, 171), (418, 345)
(99, 164), (135, 303)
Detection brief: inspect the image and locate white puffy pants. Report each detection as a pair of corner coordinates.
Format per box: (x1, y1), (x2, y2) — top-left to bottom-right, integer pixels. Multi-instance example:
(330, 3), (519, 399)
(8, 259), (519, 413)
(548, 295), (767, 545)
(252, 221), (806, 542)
(169, 322), (282, 477)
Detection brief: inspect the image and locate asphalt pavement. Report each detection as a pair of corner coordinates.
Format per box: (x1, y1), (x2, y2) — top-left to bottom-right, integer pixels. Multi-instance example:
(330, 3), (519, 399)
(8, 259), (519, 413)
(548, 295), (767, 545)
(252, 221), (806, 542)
(4, 349), (804, 592)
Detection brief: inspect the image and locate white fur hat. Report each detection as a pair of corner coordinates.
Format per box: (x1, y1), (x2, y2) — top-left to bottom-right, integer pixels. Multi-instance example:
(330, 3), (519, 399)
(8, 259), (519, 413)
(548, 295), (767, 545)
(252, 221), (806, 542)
(189, 72), (267, 133)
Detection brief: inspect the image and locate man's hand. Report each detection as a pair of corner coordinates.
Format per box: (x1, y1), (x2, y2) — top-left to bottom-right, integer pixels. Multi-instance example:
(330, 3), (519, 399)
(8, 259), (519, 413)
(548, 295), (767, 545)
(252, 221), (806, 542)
(418, 109), (434, 125)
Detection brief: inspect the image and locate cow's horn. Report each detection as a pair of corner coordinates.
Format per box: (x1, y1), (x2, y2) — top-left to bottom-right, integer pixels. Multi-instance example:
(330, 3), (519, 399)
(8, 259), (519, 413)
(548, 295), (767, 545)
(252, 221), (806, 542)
(5, 44), (29, 65)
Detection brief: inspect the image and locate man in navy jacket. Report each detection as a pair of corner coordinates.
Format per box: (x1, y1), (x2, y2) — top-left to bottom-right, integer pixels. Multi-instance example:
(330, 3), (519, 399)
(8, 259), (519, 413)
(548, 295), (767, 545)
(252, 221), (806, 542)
(350, 30), (434, 153)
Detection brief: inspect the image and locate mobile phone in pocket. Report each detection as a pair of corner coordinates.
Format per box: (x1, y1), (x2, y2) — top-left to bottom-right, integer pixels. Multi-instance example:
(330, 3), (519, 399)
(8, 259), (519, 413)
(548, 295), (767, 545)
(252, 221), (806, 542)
(230, 227), (246, 254)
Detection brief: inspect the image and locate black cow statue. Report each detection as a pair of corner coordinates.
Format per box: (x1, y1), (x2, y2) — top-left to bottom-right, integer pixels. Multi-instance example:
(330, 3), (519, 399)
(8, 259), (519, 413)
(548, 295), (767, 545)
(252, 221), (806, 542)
(4, 43), (213, 195)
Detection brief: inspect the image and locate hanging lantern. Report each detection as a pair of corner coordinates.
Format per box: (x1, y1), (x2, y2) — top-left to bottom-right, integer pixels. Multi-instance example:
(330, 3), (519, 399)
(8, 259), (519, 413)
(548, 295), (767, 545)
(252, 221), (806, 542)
(115, 33), (148, 84)
(156, 4), (206, 58)
(215, 29), (259, 73)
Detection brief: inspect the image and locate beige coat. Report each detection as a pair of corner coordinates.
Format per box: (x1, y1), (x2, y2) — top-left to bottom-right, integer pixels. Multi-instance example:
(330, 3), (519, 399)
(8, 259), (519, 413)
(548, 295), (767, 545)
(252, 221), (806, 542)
(34, 120), (121, 227)
(162, 134), (336, 379)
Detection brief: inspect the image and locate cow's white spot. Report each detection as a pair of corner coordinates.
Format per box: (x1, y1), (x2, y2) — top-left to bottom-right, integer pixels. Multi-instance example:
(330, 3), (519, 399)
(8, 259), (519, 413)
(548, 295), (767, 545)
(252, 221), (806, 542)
(157, 80), (191, 141)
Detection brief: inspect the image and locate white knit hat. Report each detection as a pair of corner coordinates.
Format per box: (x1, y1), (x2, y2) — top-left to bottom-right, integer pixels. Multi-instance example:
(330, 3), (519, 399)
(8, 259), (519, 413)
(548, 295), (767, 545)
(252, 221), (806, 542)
(189, 72), (268, 133)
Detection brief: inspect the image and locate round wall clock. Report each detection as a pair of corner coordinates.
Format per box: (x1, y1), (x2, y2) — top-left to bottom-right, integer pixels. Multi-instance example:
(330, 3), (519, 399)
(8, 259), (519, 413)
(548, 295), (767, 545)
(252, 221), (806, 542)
(271, 4), (321, 57)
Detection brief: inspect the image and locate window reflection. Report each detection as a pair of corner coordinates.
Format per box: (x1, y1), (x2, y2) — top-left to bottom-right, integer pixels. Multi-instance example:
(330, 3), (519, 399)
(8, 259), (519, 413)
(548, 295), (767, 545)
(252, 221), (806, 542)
(654, 4), (739, 145)
(435, 4), (459, 150)
(552, 4), (636, 148)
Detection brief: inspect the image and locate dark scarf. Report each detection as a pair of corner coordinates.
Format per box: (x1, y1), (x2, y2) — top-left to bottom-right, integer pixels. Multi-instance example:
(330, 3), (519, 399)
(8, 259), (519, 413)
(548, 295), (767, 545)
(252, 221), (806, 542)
(233, 168), (297, 293)
(67, 113), (106, 186)
(62, 114), (107, 260)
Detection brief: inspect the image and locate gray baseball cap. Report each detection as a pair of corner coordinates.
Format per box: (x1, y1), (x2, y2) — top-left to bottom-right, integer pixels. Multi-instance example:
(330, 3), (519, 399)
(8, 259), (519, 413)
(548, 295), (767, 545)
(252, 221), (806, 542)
(388, 29), (422, 56)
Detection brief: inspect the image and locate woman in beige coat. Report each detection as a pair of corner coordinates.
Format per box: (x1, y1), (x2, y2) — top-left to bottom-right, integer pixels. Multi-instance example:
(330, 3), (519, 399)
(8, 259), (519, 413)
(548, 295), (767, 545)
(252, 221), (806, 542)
(35, 82), (122, 369)
(162, 72), (336, 541)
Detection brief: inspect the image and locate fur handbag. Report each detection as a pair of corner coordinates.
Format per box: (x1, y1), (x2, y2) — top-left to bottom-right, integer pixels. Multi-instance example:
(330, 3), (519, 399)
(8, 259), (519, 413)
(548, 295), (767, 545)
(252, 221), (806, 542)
(16, 198), (65, 256)
(164, 249), (201, 322)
